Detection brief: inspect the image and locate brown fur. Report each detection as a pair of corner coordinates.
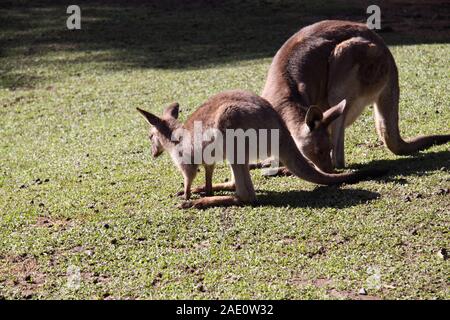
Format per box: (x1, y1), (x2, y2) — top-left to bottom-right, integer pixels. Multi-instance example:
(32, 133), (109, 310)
(137, 90), (384, 209)
(262, 20), (450, 171)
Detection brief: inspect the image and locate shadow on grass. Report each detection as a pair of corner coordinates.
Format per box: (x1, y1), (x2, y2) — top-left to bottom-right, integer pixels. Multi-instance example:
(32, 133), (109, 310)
(348, 150), (450, 182)
(256, 186), (380, 209)
(253, 149), (449, 208)
(1, 0), (449, 89)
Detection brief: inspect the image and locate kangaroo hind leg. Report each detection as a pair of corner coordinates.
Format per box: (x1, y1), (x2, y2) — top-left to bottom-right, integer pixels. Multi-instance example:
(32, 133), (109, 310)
(375, 82), (450, 155)
(374, 81), (409, 155)
(180, 164), (254, 209)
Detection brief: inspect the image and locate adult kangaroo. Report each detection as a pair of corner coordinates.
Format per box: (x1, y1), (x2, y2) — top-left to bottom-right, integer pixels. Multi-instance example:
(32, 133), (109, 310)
(262, 20), (450, 172)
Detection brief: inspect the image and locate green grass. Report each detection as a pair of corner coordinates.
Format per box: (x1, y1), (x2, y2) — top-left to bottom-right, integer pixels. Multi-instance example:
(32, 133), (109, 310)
(0, 1), (449, 299)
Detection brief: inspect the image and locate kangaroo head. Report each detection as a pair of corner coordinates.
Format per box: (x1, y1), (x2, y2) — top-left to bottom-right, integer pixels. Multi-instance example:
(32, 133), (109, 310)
(298, 100), (346, 173)
(136, 102), (181, 158)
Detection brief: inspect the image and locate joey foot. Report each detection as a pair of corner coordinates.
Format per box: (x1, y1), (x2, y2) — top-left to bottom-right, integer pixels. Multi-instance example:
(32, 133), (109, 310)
(175, 187), (210, 198)
(178, 196), (243, 209)
(262, 167), (293, 177)
(178, 200), (194, 209)
(178, 199), (206, 209)
(175, 191), (191, 200)
(249, 159), (278, 170)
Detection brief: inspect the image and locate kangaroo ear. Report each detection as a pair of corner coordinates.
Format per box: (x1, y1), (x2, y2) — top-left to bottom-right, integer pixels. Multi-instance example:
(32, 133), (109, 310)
(136, 107), (162, 127)
(163, 102), (179, 119)
(322, 99), (346, 127)
(305, 106), (323, 131)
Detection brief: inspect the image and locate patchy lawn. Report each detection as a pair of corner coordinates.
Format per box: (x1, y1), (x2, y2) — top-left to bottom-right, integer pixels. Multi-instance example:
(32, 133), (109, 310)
(0, 0), (449, 299)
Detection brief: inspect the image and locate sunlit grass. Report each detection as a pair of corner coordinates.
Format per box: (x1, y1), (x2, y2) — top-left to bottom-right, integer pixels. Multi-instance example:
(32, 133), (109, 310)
(0, 2), (449, 299)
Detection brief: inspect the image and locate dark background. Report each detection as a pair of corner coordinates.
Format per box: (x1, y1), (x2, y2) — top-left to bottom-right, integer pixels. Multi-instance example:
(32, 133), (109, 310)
(1, 0), (449, 72)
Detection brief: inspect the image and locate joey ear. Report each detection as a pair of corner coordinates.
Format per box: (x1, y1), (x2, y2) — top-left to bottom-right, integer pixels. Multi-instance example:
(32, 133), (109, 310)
(136, 107), (162, 127)
(305, 106), (323, 131)
(322, 99), (346, 127)
(163, 102), (179, 119)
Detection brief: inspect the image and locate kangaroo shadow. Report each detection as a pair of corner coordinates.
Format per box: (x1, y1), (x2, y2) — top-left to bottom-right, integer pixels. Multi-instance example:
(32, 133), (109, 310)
(253, 149), (449, 208)
(347, 150), (450, 183)
(2, 0), (449, 85)
(255, 186), (380, 209)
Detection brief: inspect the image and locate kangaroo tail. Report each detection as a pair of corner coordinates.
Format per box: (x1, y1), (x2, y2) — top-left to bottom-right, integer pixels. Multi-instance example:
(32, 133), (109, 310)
(395, 134), (450, 155)
(374, 52), (450, 155)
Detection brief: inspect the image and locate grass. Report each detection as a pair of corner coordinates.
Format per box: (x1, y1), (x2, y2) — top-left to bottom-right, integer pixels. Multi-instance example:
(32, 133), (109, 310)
(0, 1), (449, 299)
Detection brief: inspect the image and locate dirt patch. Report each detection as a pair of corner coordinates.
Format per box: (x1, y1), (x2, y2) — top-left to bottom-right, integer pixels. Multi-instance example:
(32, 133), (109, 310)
(0, 254), (46, 299)
(33, 215), (72, 230)
(290, 275), (334, 288)
(193, 240), (210, 250)
(82, 271), (110, 285)
(289, 274), (383, 300)
(329, 288), (382, 300)
(279, 235), (296, 245)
